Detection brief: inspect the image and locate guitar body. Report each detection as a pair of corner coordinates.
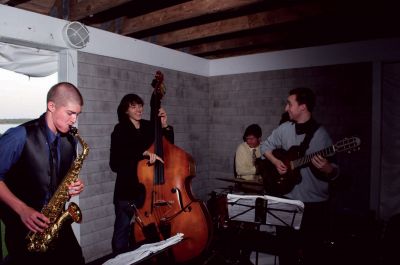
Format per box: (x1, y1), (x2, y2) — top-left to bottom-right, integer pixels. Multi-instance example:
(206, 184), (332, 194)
(262, 146), (302, 196)
(261, 136), (361, 196)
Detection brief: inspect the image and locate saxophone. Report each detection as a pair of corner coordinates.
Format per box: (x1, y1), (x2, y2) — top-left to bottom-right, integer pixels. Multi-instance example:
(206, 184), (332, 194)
(26, 126), (89, 252)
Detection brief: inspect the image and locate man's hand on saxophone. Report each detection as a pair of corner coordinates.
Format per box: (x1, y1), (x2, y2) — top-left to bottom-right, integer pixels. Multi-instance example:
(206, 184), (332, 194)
(0, 181), (50, 233)
(21, 206), (50, 233)
(68, 179), (84, 196)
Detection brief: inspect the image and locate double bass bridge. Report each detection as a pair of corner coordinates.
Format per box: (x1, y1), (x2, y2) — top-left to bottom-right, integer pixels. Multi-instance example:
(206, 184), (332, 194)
(153, 200), (174, 207)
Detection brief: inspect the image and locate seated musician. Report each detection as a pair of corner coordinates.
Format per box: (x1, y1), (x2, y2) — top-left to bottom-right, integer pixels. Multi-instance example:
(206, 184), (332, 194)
(235, 123), (263, 184)
(232, 124), (264, 263)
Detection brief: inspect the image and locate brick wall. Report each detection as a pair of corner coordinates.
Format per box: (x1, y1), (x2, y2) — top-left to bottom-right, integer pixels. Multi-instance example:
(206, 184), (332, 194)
(76, 51), (372, 262)
(209, 63), (372, 212)
(76, 52), (209, 262)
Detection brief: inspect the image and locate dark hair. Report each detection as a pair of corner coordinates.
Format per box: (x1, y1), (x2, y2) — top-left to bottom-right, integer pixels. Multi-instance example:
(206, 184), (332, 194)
(289, 87), (316, 112)
(242, 124), (262, 141)
(117, 94), (144, 122)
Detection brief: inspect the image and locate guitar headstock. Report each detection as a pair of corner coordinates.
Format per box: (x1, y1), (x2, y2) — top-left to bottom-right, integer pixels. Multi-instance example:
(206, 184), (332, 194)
(334, 137), (361, 153)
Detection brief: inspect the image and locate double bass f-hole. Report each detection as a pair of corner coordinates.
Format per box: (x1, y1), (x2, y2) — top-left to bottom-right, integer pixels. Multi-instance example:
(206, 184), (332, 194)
(171, 187), (192, 212)
(171, 187), (183, 211)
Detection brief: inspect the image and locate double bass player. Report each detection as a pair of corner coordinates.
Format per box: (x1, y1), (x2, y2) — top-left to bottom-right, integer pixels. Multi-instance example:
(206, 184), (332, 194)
(109, 93), (174, 255)
(111, 72), (211, 264)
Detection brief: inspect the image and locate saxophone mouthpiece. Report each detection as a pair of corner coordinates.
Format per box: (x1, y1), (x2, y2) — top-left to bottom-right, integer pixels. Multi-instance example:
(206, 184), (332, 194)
(69, 126), (78, 135)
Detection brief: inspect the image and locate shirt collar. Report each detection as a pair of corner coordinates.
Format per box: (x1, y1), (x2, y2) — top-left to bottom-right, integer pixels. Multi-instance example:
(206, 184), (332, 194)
(245, 142), (258, 150)
(45, 123), (59, 144)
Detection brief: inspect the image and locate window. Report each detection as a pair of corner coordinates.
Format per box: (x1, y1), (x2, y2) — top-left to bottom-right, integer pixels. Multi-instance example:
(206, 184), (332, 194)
(0, 68), (57, 135)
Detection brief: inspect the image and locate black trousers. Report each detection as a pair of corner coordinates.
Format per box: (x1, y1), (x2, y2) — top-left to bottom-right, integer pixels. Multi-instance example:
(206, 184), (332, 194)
(4, 224), (84, 265)
(278, 201), (329, 265)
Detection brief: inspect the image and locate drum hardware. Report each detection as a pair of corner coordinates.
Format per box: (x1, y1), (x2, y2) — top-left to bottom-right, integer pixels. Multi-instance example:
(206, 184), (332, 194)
(216, 177), (265, 195)
(205, 191), (269, 265)
(207, 191), (229, 230)
(213, 186), (235, 193)
(216, 177), (264, 186)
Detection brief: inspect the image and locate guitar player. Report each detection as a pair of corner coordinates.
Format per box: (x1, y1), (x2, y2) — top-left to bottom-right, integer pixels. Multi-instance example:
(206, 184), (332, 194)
(260, 87), (339, 265)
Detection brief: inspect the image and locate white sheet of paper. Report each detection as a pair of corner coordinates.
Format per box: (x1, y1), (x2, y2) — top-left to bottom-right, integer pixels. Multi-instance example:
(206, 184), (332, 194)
(103, 233), (184, 265)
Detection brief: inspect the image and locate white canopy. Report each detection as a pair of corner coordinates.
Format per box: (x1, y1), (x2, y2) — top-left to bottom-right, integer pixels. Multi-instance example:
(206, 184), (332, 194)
(0, 42), (57, 77)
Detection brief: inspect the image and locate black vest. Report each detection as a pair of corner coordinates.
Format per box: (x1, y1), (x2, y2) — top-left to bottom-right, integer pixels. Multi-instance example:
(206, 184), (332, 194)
(1, 116), (75, 227)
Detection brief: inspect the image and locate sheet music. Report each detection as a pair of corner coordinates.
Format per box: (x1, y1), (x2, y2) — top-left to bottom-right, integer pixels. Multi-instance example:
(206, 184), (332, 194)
(103, 233), (184, 265)
(227, 194), (304, 230)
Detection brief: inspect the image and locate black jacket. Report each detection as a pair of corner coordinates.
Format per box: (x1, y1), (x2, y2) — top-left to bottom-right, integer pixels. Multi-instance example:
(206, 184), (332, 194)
(109, 119), (174, 204)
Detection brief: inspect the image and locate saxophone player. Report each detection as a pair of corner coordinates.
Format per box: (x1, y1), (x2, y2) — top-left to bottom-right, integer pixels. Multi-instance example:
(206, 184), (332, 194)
(0, 82), (85, 265)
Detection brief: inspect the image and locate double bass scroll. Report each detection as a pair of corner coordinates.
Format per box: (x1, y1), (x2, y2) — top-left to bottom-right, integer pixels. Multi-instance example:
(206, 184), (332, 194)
(133, 71), (212, 263)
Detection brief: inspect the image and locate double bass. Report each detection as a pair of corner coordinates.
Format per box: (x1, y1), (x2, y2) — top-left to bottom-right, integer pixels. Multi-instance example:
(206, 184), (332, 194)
(133, 71), (212, 263)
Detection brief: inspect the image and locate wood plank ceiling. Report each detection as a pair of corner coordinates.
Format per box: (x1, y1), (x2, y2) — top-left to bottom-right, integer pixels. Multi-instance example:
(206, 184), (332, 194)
(1, 0), (398, 59)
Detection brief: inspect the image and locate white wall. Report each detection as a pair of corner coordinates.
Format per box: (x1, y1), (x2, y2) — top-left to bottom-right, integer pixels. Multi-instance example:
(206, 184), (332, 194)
(209, 38), (400, 76)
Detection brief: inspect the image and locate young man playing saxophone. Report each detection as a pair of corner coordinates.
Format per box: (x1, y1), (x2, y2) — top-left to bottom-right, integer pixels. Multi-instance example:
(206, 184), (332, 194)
(0, 82), (85, 265)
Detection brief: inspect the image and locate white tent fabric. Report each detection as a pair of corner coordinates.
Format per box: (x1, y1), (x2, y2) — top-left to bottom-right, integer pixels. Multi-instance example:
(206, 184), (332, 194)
(0, 42), (57, 77)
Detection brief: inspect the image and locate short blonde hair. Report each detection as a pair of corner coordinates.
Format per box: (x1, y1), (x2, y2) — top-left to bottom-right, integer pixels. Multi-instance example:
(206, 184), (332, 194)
(47, 82), (83, 106)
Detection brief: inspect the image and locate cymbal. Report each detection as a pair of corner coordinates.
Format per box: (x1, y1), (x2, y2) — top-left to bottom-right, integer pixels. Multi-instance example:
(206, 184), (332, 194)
(216, 177), (263, 186)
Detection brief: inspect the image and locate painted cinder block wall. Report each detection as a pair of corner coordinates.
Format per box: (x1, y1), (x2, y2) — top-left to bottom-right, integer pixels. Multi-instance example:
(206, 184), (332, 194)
(75, 51), (371, 262)
(208, 62), (371, 216)
(75, 52), (209, 262)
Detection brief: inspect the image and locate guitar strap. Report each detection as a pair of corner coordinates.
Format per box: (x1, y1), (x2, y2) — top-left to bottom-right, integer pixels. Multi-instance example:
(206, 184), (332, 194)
(298, 121), (320, 156)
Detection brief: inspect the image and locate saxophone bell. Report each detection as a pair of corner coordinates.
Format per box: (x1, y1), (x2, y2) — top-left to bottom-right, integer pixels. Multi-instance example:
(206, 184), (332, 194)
(67, 202), (82, 224)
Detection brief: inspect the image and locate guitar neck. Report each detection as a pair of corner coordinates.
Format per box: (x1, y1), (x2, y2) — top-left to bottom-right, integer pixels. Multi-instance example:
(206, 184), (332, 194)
(292, 145), (335, 169)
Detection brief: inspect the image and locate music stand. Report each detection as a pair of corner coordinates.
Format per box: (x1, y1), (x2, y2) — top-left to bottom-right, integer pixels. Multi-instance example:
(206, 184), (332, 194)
(102, 233), (184, 265)
(227, 194), (304, 265)
(227, 193), (304, 229)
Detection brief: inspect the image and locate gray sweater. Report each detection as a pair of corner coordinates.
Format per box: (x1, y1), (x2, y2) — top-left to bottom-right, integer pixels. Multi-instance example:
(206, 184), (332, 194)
(260, 121), (338, 202)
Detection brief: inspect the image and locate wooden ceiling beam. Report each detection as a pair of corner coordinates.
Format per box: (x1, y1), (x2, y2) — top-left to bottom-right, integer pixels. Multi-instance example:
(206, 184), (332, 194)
(1, 0), (30, 6)
(180, 31), (290, 55)
(16, 0), (56, 15)
(143, 1), (323, 46)
(121, 0), (264, 35)
(69, 0), (132, 21)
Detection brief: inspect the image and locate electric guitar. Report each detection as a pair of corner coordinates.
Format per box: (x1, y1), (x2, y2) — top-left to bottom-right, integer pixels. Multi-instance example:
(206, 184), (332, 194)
(263, 136), (361, 196)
